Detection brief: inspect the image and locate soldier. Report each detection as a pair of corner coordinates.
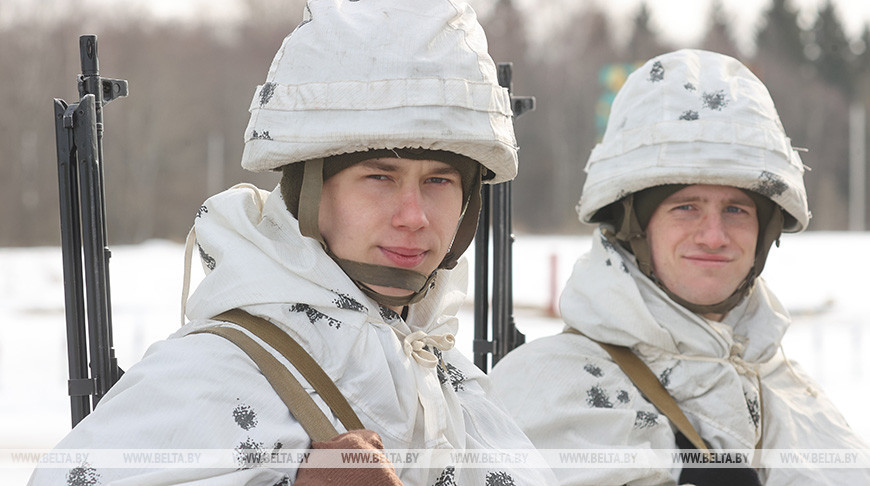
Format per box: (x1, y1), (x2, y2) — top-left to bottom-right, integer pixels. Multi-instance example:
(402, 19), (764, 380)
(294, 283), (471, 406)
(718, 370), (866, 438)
(30, 1), (555, 484)
(491, 49), (870, 485)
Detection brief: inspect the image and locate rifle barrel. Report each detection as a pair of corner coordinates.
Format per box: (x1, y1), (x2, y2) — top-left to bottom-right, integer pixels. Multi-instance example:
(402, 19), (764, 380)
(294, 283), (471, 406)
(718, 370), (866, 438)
(472, 63), (532, 372)
(53, 35), (127, 426)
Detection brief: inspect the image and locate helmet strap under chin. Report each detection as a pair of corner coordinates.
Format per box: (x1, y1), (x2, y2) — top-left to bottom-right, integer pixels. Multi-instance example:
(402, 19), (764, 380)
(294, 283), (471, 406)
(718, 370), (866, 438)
(296, 158), (439, 308)
(609, 194), (759, 317)
(335, 259), (437, 307)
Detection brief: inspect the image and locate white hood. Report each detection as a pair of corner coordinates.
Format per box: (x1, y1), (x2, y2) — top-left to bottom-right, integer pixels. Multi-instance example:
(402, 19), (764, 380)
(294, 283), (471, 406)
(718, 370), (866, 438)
(185, 184), (467, 447)
(28, 183), (557, 485)
(559, 229), (788, 451)
(177, 184), (556, 485)
(491, 229), (868, 485)
(560, 229), (791, 362)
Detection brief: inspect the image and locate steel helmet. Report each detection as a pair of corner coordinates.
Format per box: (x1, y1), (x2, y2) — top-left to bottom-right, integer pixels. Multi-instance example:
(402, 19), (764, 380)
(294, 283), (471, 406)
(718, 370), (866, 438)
(578, 49), (811, 316)
(578, 49), (810, 233)
(239, 0), (517, 307)
(240, 0), (517, 184)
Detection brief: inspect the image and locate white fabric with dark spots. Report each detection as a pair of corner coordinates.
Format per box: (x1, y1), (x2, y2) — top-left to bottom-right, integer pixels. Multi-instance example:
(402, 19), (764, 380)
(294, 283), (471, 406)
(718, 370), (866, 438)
(491, 228), (870, 486)
(577, 49), (810, 233)
(29, 184), (555, 486)
(241, 0), (518, 184)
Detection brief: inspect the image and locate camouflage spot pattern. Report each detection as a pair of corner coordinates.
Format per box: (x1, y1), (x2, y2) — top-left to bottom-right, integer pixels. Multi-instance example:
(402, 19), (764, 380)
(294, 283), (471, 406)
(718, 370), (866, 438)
(702, 89), (728, 111)
(745, 393), (761, 429)
(290, 303), (342, 329)
(617, 389), (630, 404)
(659, 367), (674, 388)
(634, 410), (659, 429)
(333, 291), (366, 312)
(752, 170), (789, 197)
(583, 363), (604, 378)
(434, 348), (465, 392)
(66, 463), (100, 486)
(486, 471), (517, 486)
(259, 82), (276, 106)
(198, 245), (216, 270)
(251, 130), (272, 140)
(379, 305), (400, 323)
(234, 438), (266, 469)
(233, 403), (258, 430)
(586, 384), (613, 408)
(648, 61), (665, 82)
(433, 465), (457, 486)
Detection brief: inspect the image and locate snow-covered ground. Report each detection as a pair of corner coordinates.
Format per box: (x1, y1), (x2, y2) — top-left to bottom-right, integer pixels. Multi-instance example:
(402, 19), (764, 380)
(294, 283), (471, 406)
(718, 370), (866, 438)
(2, 232), (868, 483)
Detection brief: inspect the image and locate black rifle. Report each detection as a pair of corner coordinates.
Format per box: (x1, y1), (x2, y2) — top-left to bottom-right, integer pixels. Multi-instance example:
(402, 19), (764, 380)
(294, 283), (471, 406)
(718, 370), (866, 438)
(473, 63), (535, 373)
(53, 35), (128, 427)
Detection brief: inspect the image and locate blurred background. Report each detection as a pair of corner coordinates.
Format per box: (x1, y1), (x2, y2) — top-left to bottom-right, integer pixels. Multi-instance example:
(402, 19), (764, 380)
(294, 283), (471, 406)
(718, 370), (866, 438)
(2, 2), (870, 481)
(1, 0), (869, 246)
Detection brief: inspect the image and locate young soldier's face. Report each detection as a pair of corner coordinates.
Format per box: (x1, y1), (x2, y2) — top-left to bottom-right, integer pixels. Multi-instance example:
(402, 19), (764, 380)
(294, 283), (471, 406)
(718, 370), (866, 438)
(646, 185), (758, 312)
(318, 157), (464, 297)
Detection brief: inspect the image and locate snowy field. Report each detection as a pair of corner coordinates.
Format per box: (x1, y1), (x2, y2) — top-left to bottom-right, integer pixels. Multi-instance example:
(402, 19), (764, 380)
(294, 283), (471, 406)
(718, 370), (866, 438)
(2, 232), (869, 483)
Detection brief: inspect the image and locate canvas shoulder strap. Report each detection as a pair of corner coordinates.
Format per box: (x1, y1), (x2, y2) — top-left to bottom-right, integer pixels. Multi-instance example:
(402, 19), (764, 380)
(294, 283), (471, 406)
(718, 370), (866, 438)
(191, 308), (364, 442)
(564, 328), (711, 456)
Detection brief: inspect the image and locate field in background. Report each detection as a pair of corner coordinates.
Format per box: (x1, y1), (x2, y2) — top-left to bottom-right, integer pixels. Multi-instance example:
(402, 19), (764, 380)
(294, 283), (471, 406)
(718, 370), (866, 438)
(2, 232), (868, 482)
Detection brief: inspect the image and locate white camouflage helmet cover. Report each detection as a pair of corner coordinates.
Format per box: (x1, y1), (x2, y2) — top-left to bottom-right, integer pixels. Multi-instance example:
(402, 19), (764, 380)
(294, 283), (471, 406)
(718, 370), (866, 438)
(578, 49), (811, 232)
(241, 0), (518, 184)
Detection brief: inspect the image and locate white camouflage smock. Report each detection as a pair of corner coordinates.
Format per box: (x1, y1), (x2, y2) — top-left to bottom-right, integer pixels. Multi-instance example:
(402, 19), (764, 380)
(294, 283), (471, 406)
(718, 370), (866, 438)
(29, 185), (555, 486)
(490, 229), (870, 485)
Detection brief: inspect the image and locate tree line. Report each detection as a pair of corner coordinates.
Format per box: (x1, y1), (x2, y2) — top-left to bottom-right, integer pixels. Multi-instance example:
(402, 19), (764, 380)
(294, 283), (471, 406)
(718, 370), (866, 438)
(2, 0), (869, 247)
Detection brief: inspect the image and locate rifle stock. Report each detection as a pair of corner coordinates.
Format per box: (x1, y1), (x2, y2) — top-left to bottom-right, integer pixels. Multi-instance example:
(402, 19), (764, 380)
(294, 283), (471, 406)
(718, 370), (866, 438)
(473, 63), (534, 372)
(54, 35), (127, 427)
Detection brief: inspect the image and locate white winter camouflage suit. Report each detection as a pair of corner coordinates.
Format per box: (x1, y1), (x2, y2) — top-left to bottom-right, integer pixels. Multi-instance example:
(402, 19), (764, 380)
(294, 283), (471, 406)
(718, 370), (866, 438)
(29, 185), (555, 485)
(491, 48), (870, 486)
(490, 228), (870, 485)
(30, 0), (558, 482)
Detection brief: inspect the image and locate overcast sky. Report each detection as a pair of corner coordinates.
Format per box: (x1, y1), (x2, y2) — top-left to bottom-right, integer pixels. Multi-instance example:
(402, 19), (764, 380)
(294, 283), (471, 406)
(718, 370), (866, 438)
(597, 0), (870, 47)
(4, 0), (870, 55)
(497, 0), (870, 55)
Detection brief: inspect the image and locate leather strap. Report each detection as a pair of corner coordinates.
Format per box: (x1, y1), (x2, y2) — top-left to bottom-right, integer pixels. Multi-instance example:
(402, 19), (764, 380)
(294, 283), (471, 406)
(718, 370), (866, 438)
(565, 328), (712, 457)
(193, 308), (364, 442)
(192, 325), (339, 442)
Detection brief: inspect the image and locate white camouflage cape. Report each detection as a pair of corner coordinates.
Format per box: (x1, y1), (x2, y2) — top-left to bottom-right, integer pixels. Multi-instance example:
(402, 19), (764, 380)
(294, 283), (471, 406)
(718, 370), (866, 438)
(29, 184), (555, 486)
(491, 228), (869, 485)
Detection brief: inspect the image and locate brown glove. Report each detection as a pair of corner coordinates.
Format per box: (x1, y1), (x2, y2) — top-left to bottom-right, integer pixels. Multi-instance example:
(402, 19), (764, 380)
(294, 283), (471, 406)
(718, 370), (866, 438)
(295, 429), (403, 486)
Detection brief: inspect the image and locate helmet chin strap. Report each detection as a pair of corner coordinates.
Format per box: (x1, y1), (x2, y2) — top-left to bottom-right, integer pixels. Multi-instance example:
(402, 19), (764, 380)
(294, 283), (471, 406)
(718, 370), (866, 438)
(610, 194), (784, 318)
(335, 260), (436, 307)
(296, 157), (481, 309)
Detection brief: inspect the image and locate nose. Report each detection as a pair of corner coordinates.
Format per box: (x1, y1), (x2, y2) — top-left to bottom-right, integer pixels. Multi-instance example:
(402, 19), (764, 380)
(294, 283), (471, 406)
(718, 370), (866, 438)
(694, 212), (729, 249)
(392, 184), (429, 231)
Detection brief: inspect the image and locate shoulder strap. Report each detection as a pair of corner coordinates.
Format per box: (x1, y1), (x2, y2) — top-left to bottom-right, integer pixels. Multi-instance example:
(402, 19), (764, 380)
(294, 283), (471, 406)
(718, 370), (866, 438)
(564, 328), (711, 456)
(192, 308), (364, 442)
(193, 325), (339, 442)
